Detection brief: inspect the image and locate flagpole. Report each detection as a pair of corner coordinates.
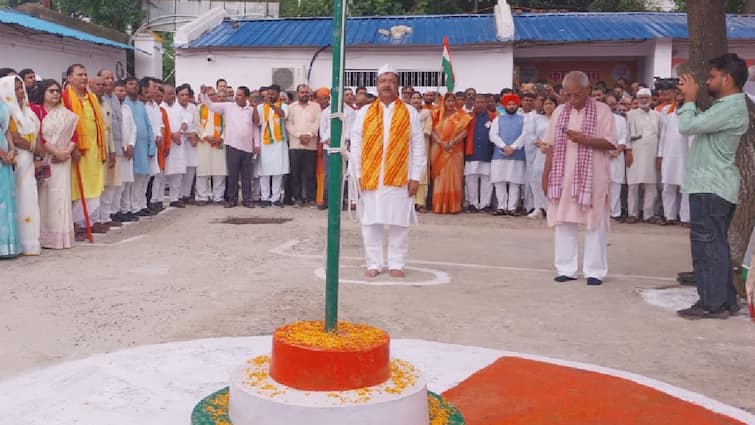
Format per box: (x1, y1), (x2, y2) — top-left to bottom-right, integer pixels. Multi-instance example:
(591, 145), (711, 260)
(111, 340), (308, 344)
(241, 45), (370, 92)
(324, 0), (347, 333)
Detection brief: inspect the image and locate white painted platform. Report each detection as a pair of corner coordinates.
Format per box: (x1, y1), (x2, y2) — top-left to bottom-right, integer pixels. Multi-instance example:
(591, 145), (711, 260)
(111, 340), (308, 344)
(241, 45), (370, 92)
(229, 356), (429, 425)
(0, 337), (753, 425)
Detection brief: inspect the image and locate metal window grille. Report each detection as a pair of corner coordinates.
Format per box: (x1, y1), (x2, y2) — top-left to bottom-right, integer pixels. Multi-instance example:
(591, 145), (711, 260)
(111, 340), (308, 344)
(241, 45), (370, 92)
(345, 69), (448, 88)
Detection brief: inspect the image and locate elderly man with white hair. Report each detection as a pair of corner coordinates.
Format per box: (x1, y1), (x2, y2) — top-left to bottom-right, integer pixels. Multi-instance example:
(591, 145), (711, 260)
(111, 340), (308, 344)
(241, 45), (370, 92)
(625, 87), (663, 223)
(350, 64), (426, 278)
(542, 71), (617, 286)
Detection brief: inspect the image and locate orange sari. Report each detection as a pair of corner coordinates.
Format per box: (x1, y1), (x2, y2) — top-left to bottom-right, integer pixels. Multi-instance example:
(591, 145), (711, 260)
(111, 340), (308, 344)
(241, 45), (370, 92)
(431, 110), (471, 214)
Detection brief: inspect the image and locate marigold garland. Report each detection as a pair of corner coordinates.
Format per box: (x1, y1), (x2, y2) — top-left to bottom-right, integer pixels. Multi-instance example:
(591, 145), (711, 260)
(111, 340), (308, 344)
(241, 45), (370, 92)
(273, 321), (389, 351)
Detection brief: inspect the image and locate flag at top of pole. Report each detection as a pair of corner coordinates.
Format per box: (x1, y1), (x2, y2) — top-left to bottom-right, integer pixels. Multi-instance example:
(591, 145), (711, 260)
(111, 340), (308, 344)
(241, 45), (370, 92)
(442, 36), (455, 93)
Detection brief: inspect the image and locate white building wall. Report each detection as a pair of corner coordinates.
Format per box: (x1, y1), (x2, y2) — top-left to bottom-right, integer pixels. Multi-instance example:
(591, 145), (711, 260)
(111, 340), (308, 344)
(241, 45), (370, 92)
(134, 32), (164, 79)
(0, 25), (127, 82)
(176, 45), (512, 94)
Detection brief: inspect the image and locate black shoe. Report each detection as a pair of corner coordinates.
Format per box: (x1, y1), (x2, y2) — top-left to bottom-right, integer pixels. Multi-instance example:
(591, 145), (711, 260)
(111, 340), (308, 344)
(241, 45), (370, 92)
(273, 200), (283, 208)
(612, 216), (625, 223)
(702, 309), (730, 320)
(126, 212), (140, 222)
(242, 201), (254, 208)
(114, 213), (130, 222)
(169, 201), (186, 208)
(492, 209), (506, 216)
(677, 304), (706, 320)
(260, 201), (270, 208)
(466, 205), (479, 214)
(727, 303), (742, 315)
(554, 275), (577, 283)
(586, 277), (603, 286)
(137, 208), (153, 217)
(224, 202), (237, 209)
(318, 204), (328, 210)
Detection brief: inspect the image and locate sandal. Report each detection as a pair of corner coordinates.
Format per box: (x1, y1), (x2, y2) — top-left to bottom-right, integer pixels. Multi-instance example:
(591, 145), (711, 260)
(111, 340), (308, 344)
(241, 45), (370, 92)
(492, 209), (505, 216)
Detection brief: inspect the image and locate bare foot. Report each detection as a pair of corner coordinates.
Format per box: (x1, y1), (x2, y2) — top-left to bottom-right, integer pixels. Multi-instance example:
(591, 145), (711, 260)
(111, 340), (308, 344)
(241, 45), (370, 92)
(389, 269), (405, 278)
(365, 269), (380, 278)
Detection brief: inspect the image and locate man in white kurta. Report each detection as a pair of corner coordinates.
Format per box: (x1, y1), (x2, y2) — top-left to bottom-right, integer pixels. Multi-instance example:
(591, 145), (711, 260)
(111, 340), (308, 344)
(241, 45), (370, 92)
(657, 95), (692, 224)
(163, 88), (187, 207)
(180, 87), (199, 203)
(350, 65), (426, 278)
(625, 88), (662, 223)
(254, 84), (289, 207)
(195, 87), (227, 204)
(114, 82), (137, 222)
(609, 102), (628, 220)
(489, 93), (529, 215)
(145, 91), (165, 210)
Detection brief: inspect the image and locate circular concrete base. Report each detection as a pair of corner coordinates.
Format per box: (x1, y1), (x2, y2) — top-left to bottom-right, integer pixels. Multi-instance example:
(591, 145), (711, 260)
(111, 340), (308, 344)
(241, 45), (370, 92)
(230, 356), (428, 425)
(0, 337), (753, 425)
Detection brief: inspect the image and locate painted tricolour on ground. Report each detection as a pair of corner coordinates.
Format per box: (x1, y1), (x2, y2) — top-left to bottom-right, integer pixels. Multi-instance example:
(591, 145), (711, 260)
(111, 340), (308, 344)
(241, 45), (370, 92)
(0, 337), (752, 424)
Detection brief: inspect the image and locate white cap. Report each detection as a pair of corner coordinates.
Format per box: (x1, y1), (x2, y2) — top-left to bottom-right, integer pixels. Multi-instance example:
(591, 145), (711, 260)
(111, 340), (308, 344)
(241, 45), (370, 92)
(377, 64), (398, 78)
(637, 87), (652, 97)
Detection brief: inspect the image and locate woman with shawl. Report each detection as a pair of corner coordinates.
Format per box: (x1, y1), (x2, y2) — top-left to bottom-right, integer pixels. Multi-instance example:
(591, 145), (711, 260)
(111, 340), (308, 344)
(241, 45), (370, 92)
(430, 93), (471, 214)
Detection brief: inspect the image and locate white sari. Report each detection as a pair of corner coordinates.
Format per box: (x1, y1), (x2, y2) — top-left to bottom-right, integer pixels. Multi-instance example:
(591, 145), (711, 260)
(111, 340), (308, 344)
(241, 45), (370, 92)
(0, 76), (41, 255)
(38, 105), (78, 249)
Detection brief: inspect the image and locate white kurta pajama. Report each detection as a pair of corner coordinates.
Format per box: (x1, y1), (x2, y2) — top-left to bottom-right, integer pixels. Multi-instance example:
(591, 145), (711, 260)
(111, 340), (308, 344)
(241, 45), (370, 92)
(164, 102), (197, 203)
(145, 101), (165, 207)
(658, 105), (692, 222)
(181, 104), (199, 200)
(350, 100), (426, 271)
(117, 103), (137, 214)
(626, 108), (662, 219)
(529, 113), (551, 212)
(489, 114), (529, 212)
(609, 113), (628, 218)
(521, 110), (538, 211)
(195, 104), (227, 202)
(257, 103), (290, 203)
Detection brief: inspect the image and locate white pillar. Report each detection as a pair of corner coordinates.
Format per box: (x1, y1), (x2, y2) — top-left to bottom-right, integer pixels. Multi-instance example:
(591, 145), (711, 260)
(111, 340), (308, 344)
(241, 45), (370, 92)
(134, 32), (164, 79)
(501, 45), (515, 90)
(646, 37), (673, 85)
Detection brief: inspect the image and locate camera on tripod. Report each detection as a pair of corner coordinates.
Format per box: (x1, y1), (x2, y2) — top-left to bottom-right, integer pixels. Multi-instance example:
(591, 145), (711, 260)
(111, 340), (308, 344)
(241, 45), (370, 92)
(654, 77), (680, 91)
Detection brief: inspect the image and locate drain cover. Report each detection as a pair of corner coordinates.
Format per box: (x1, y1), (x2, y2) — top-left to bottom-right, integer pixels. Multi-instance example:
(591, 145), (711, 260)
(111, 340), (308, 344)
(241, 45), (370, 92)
(216, 217), (292, 225)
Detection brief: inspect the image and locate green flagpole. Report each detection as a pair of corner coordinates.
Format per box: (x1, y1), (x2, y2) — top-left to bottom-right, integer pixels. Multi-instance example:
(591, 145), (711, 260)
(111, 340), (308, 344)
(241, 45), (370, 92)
(324, 0), (347, 333)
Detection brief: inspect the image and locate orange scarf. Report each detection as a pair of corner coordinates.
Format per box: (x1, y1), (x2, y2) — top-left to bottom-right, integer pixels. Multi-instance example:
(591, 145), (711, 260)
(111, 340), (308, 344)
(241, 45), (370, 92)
(464, 112), (496, 156)
(158, 106), (172, 170)
(361, 99), (410, 191)
(262, 101), (284, 145)
(199, 104), (223, 140)
(62, 85), (106, 161)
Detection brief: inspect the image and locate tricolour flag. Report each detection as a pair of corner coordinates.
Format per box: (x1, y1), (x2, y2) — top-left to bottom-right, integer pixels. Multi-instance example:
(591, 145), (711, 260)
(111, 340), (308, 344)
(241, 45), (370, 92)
(442, 36), (455, 93)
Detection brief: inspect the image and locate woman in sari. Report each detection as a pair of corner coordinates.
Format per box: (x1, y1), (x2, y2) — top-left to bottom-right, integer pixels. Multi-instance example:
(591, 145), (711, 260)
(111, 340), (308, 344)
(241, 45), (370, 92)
(430, 93), (471, 214)
(0, 99), (22, 258)
(410, 92), (433, 213)
(0, 75), (41, 255)
(30, 80), (78, 249)
(527, 95), (557, 219)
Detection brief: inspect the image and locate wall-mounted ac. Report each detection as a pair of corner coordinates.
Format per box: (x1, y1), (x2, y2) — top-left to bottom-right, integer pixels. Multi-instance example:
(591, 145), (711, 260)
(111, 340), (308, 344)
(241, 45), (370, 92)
(271, 67), (306, 92)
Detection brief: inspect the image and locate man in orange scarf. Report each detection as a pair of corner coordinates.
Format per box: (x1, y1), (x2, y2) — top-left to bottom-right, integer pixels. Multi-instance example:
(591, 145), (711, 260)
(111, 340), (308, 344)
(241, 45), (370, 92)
(253, 84), (288, 207)
(350, 65), (426, 279)
(62, 64), (107, 237)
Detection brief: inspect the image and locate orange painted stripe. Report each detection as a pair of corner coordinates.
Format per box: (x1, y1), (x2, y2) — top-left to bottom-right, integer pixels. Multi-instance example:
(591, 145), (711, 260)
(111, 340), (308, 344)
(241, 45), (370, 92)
(442, 357), (745, 425)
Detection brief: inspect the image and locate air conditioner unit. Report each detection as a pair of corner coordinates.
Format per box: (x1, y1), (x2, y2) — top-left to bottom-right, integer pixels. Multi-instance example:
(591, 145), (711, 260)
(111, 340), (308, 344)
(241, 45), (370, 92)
(272, 67), (306, 92)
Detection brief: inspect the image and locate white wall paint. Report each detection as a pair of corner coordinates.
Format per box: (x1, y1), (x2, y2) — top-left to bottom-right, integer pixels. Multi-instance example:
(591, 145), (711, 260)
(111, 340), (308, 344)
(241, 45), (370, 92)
(646, 37), (674, 83)
(176, 45), (516, 93)
(134, 33), (164, 79)
(0, 25), (127, 82)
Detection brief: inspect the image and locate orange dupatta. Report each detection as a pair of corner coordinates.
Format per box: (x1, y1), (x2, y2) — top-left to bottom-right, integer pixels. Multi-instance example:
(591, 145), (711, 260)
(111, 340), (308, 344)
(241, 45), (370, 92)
(62, 85), (106, 161)
(360, 99), (411, 191)
(158, 106), (172, 170)
(262, 101), (284, 145)
(464, 111), (496, 156)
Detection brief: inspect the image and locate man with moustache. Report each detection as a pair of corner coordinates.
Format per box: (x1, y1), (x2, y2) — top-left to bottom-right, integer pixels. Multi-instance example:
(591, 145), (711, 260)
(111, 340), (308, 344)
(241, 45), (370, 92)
(625, 88), (662, 223)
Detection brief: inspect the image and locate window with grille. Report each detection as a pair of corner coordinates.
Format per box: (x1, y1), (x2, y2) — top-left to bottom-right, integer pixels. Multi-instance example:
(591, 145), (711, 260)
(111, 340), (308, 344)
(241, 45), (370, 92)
(344, 69), (448, 88)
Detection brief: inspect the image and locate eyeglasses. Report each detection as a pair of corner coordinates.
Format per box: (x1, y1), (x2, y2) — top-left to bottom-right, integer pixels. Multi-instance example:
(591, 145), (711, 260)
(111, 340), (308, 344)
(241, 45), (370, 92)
(562, 92), (585, 98)
(47, 89), (60, 94)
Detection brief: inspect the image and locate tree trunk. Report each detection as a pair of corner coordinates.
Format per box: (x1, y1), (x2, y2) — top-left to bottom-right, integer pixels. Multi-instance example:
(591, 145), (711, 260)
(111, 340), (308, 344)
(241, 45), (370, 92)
(729, 98), (755, 297)
(686, 0), (727, 109)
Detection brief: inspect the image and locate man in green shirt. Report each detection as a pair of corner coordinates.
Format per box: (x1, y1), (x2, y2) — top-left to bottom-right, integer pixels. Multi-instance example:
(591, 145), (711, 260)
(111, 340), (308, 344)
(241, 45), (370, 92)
(676, 53), (750, 320)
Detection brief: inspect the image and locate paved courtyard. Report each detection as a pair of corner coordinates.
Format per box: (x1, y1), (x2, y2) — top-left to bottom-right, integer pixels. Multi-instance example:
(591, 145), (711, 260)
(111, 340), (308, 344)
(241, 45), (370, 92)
(1, 205), (753, 414)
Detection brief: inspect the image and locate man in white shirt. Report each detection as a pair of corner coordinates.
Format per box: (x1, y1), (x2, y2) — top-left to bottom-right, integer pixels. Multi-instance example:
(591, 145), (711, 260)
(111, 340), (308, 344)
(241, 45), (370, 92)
(286, 84), (322, 207)
(201, 85), (259, 208)
(165, 84), (199, 208)
(144, 79), (166, 213)
(113, 80), (138, 223)
(253, 84), (289, 207)
(625, 88), (663, 223)
(350, 64), (426, 278)
(605, 94), (628, 221)
(657, 90), (692, 224)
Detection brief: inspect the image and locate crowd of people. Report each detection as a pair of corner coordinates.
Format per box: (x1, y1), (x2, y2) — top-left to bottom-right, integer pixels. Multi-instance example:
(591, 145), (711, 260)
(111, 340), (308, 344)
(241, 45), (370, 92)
(0, 57), (745, 281)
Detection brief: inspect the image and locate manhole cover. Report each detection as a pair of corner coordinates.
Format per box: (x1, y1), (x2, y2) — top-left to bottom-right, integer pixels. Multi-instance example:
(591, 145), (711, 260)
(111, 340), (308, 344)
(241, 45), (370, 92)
(215, 217), (292, 225)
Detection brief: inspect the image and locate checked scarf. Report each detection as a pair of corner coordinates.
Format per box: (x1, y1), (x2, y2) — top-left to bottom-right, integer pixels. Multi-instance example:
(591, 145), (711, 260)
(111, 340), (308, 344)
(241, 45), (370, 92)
(547, 98), (597, 208)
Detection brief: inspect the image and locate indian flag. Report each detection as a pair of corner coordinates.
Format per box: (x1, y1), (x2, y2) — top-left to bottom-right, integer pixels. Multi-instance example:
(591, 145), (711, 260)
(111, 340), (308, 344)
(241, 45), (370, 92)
(442, 36), (455, 93)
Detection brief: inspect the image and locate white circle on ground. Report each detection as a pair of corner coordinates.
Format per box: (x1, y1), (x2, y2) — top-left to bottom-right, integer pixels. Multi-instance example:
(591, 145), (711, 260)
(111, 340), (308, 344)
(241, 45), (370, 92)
(314, 265), (450, 286)
(0, 338), (753, 425)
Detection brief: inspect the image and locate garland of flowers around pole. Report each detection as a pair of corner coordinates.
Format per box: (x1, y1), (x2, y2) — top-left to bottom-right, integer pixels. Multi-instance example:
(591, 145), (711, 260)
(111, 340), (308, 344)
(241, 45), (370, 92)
(191, 387), (465, 425)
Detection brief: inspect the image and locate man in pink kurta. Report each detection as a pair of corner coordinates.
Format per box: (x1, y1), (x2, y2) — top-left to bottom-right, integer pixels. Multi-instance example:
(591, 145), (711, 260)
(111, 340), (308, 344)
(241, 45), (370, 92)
(543, 71), (617, 285)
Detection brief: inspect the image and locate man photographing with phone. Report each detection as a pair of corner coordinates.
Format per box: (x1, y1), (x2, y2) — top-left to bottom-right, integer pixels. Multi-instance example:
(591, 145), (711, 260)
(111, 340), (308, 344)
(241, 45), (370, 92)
(675, 53), (750, 320)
